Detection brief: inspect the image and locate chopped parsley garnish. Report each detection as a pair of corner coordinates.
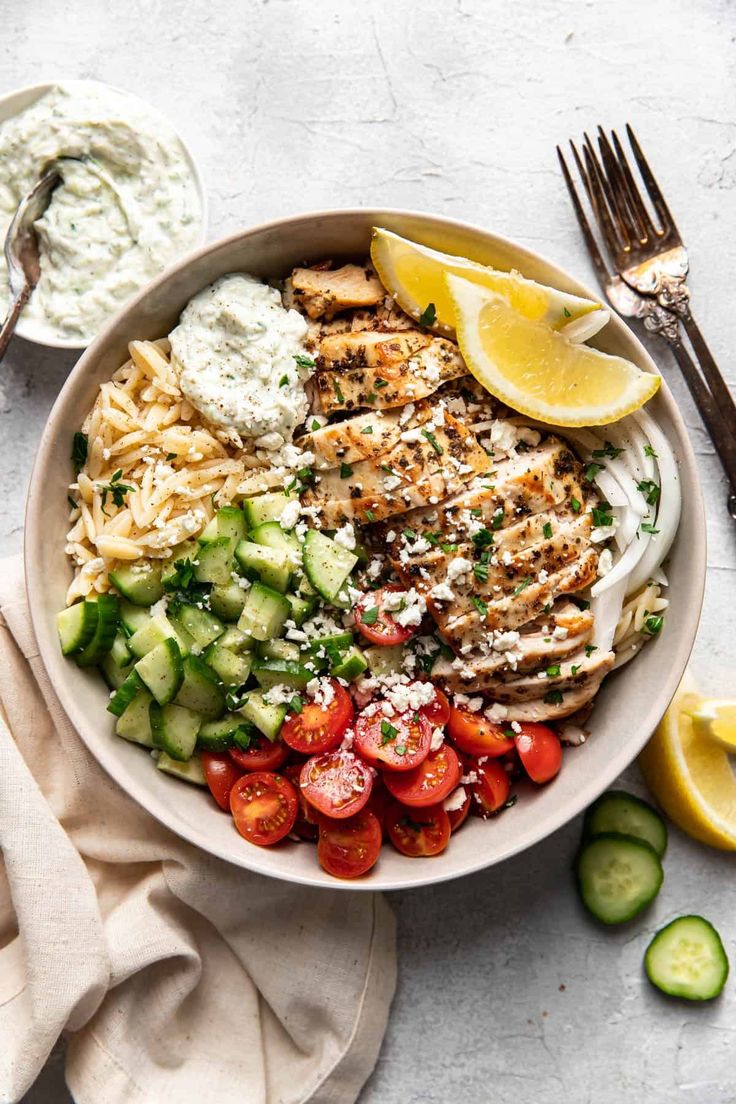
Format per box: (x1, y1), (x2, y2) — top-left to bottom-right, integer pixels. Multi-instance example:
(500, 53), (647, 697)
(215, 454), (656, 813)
(98, 469), (134, 512)
(636, 479), (660, 506)
(584, 462), (602, 482)
(340, 462), (354, 479)
(375, 377), (389, 389)
(471, 596), (488, 616)
(644, 444), (658, 458)
(361, 425), (374, 435)
(641, 522), (660, 534)
(297, 466), (314, 485)
(402, 527), (417, 540)
(470, 508), (482, 516)
(361, 606), (379, 625)
(542, 522), (553, 539)
(441, 542), (459, 553)
(365, 392), (377, 404)
(570, 496), (581, 513)
(421, 428), (443, 456)
(591, 505), (614, 528)
(591, 441), (624, 460)
(643, 614), (664, 636)
(544, 689), (564, 705)
(491, 508), (504, 531)
(279, 374), (289, 387)
(571, 665), (580, 675)
(395, 744), (407, 757)
(563, 307), (571, 317)
(423, 530), (441, 546)
(381, 720), (398, 743)
(381, 464), (396, 476)
(289, 695), (304, 714)
(294, 354), (316, 370)
(546, 664), (561, 677)
(542, 602), (552, 614)
(584, 644), (598, 657)
(575, 598), (591, 611)
(165, 452), (177, 461)
(71, 431), (88, 474)
(474, 561), (489, 583)
(333, 379), (345, 404)
(365, 509), (376, 522)
(472, 527), (494, 548)
(283, 477), (298, 496)
(513, 576), (532, 596)
(311, 418), (322, 431)
(418, 302), (437, 327)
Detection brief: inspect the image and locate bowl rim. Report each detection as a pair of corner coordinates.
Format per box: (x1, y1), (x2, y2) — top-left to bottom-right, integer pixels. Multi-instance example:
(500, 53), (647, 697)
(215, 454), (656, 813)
(24, 206), (707, 890)
(0, 77), (208, 350)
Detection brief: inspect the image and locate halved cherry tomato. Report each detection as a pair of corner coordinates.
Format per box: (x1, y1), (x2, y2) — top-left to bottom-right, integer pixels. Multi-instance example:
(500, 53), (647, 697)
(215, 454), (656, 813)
(446, 706), (515, 758)
(354, 707), (432, 771)
(444, 786), (472, 832)
(366, 779), (392, 836)
(317, 809), (383, 879)
(202, 751), (243, 811)
(355, 586), (418, 646)
(230, 771), (298, 846)
(386, 802), (451, 857)
(420, 686), (451, 728)
(514, 723), (563, 783)
(383, 744), (461, 808)
(468, 760), (511, 817)
(283, 763), (320, 840)
(229, 735), (289, 772)
(300, 749), (374, 819)
(281, 679), (353, 755)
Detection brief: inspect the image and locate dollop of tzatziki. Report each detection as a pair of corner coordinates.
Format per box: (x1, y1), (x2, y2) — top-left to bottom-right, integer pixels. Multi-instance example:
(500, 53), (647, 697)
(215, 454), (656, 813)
(169, 273), (313, 447)
(0, 81), (202, 343)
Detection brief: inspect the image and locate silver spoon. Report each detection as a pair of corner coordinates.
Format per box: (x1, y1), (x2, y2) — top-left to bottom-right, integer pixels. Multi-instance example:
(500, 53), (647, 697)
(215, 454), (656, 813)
(0, 163), (64, 361)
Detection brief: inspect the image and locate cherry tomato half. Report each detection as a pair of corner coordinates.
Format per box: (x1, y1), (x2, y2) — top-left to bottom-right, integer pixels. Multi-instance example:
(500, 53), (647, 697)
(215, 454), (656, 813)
(355, 586), (418, 646)
(230, 771), (298, 846)
(229, 735), (289, 772)
(444, 786), (472, 832)
(420, 686), (451, 728)
(446, 706), (515, 758)
(281, 679), (353, 755)
(386, 802), (451, 857)
(317, 809), (383, 879)
(383, 744), (461, 808)
(354, 707), (432, 772)
(514, 723), (563, 784)
(300, 749), (374, 819)
(468, 760), (511, 817)
(283, 763), (320, 841)
(366, 779), (392, 836)
(202, 751), (243, 811)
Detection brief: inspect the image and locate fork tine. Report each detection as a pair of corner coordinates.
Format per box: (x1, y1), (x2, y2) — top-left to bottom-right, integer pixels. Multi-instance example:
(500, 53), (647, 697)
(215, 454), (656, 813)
(625, 123), (679, 237)
(597, 127), (647, 243)
(609, 128), (657, 241)
(578, 136), (627, 260)
(584, 130), (632, 251)
(556, 145), (612, 291)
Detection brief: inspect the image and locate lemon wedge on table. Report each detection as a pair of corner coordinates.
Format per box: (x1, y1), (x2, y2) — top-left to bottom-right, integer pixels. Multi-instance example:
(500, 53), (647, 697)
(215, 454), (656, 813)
(639, 677), (736, 851)
(690, 700), (736, 752)
(446, 275), (660, 426)
(370, 226), (605, 338)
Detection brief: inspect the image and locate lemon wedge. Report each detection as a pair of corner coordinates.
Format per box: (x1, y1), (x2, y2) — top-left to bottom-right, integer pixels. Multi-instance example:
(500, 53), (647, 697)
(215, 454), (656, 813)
(690, 700), (736, 753)
(445, 275), (660, 426)
(370, 226), (605, 339)
(639, 675), (736, 851)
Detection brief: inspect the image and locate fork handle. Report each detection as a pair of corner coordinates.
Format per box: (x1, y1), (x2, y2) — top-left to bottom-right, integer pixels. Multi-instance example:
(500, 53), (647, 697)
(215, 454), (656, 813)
(679, 310), (736, 432)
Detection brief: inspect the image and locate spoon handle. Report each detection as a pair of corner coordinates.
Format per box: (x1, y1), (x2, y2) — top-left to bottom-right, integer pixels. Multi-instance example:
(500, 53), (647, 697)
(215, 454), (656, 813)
(0, 285), (31, 362)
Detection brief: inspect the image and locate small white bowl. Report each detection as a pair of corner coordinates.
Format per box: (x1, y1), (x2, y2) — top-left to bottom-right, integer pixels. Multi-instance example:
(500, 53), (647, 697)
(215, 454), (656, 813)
(0, 79), (208, 350)
(25, 209), (706, 891)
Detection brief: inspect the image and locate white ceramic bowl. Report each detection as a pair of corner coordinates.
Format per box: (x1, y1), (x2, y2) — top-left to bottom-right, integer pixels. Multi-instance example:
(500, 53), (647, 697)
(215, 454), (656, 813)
(0, 79), (208, 350)
(25, 209), (706, 890)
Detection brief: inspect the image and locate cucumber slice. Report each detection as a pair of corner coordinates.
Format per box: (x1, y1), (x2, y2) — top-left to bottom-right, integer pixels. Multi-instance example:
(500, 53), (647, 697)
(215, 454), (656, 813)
(109, 563), (164, 606)
(150, 701), (201, 761)
(242, 492), (288, 528)
(174, 655), (226, 719)
(645, 916), (729, 1001)
(100, 654), (135, 691)
(108, 631), (132, 668)
(128, 614), (191, 659)
(116, 689), (155, 747)
(251, 520), (301, 561)
(584, 790), (667, 858)
(170, 603), (224, 650)
(209, 581), (248, 622)
(235, 540), (291, 592)
(252, 658), (313, 691)
(330, 645), (368, 682)
(215, 505), (247, 544)
(576, 833), (663, 925)
(302, 529), (357, 603)
(107, 669), (144, 716)
(237, 582), (290, 642)
(194, 537), (234, 585)
(204, 642), (252, 687)
(219, 626), (254, 653)
(57, 600), (98, 655)
(75, 594), (120, 667)
(156, 751), (207, 785)
(197, 714), (250, 751)
(119, 599), (151, 638)
(135, 637), (184, 705)
(364, 644), (405, 678)
(286, 592), (316, 627)
(256, 639), (301, 662)
(239, 690), (287, 740)
(197, 516), (219, 544)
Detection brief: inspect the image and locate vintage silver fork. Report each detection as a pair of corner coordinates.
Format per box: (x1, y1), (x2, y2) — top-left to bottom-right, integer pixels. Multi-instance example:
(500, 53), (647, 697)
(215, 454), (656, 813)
(558, 129), (736, 517)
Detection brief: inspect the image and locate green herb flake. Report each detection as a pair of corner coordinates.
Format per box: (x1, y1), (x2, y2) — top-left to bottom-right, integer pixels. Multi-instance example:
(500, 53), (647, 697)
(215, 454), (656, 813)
(333, 379), (345, 404)
(473, 562), (489, 583)
(472, 527), (494, 548)
(472, 596), (488, 617)
(544, 689), (564, 705)
(165, 452), (177, 462)
(584, 644), (598, 657)
(571, 665), (580, 675)
(361, 606), (379, 625)
(365, 509), (376, 522)
(563, 307), (571, 317)
(98, 469), (134, 512)
(491, 508), (504, 531)
(640, 522), (660, 534)
(644, 444), (658, 458)
(591, 505), (614, 528)
(289, 695), (304, 714)
(340, 462), (354, 479)
(279, 374), (289, 387)
(421, 428), (443, 456)
(644, 614), (664, 636)
(163, 557), (196, 594)
(542, 522), (553, 539)
(591, 441), (624, 460)
(380, 720), (398, 744)
(71, 431), (88, 474)
(294, 354), (316, 370)
(441, 542), (458, 553)
(636, 479), (661, 506)
(374, 377), (389, 390)
(570, 496), (581, 513)
(513, 576), (532, 596)
(418, 302), (437, 327)
(546, 664), (561, 678)
(311, 418), (322, 431)
(402, 527), (417, 541)
(584, 462), (602, 482)
(361, 425), (374, 435)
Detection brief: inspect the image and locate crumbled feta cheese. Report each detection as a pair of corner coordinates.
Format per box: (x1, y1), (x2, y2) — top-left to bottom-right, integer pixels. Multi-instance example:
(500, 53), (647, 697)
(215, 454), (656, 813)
(279, 498), (301, 530)
(443, 786), (467, 813)
(552, 625), (568, 640)
(430, 582), (454, 603)
(263, 684), (297, 706)
(306, 677), (336, 707)
(484, 702), (508, 721)
(446, 556), (473, 584)
(597, 549), (614, 577)
(333, 522), (356, 551)
(430, 728), (445, 752)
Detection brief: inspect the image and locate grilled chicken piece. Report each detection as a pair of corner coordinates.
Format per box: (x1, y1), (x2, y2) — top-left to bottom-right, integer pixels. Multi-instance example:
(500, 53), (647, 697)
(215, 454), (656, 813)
(474, 649), (614, 703)
(301, 409), (489, 527)
(300, 409), (403, 468)
(284, 264), (384, 320)
(306, 302), (417, 345)
(501, 665), (613, 722)
(314, 331), (466, 414)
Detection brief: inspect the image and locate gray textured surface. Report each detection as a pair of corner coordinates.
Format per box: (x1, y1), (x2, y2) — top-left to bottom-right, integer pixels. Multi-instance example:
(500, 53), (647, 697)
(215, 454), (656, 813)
(4, 1), (735, 1102)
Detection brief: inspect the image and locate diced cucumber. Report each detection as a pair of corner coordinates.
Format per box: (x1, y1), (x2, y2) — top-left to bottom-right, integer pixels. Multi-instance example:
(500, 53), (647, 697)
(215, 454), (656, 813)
(209, 581), (248, 622)
(214, 505), (247, 544)
(219, 626), (254, 653)
(150, 701), (201, 761)
(584, 790), (668, 858)
(100, 654), (135, 691)
(135, 637), (184, 705)
(156, 751), (207, 785)
(197, 516), (220, 544)
(297, 573), (317, 598)
(576, 833), (663, 925)
(119, 599), (151, 638)
(364, 644), (405, 678)
(242, 492), (288, 528)
(197, 713), (249, 751)
(107, 669), (144, 716)
(256, 639), (301, 662)
(252, 659), (313, 691)
(286, 592), (316, 627)
(302, 529), (357, 603)
(75, 594), (120, 667)
(235, 540), (291, 592)
(193, 537), (234, 585)
(170, 603), (224, 651)
(174, 655), (226, 719)
(204, 642), (252, 687)
(307, 632), (354, 673)
(237, 582), (290, 642)
(645, 916), (729, 1001)
(161, 541), (199, 586)
(108, 631), (132, 668)
(57, 600), (98, 655)
(330, 645), (368, 682)
(239, 690), (287, 741)
(251, 520), (301, 563)
(128, 614), (191, 659)
(109, 563), (163, 606)
(116, 689), (155, 747)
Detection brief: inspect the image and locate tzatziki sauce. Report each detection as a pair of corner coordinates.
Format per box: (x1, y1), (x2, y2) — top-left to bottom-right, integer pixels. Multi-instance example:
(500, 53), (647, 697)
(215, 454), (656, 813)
(169, 273), (313, 448)
(0, 81), (202, 343)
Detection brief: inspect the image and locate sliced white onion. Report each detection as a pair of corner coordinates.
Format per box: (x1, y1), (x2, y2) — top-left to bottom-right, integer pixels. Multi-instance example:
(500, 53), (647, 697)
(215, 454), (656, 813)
(559, 309), (611, 344)
(590, 576), (629, 652)
(626, 409), (681, 594)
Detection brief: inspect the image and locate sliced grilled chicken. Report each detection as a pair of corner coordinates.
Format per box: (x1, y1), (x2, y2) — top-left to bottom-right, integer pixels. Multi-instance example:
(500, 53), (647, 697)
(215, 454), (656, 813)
(300, 409), (403, 468)
(501, 664), (613, 722)
(474, 649), (614, 703)
(284, 264), (384, 320)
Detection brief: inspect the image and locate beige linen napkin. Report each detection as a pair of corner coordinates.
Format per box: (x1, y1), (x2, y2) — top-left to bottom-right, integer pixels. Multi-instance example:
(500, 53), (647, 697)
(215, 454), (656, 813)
(0, 555), (396, 1104)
